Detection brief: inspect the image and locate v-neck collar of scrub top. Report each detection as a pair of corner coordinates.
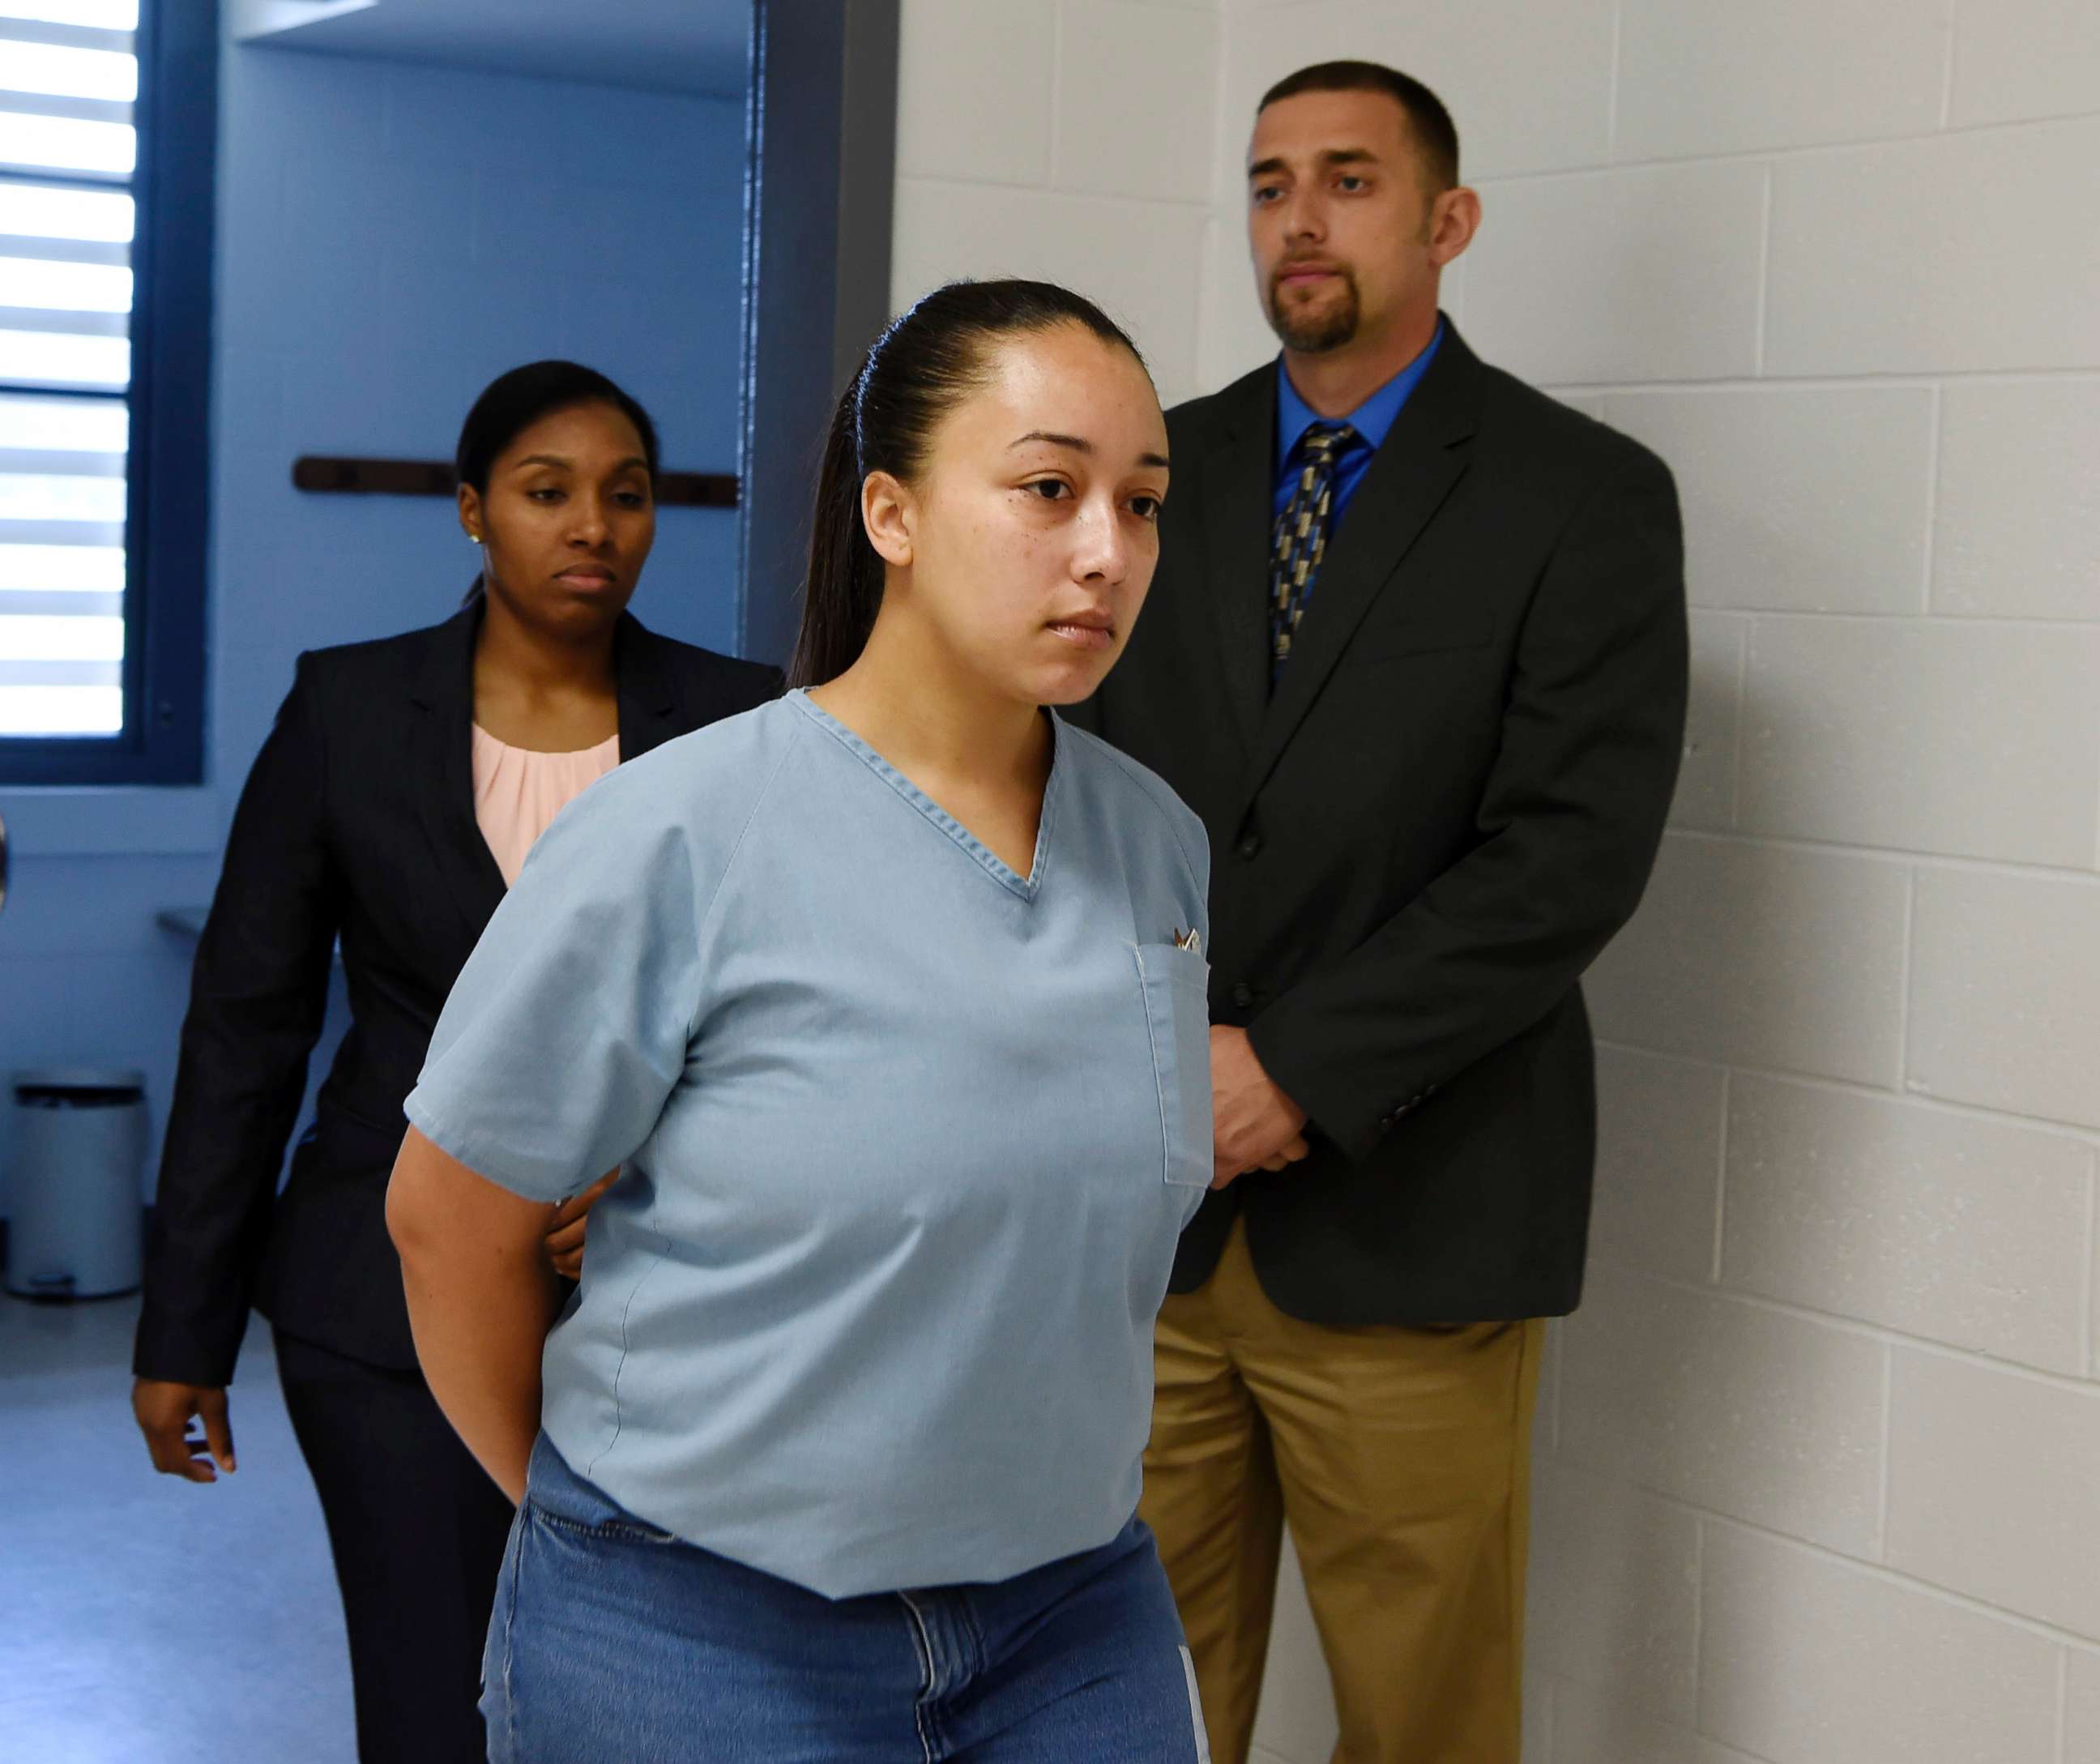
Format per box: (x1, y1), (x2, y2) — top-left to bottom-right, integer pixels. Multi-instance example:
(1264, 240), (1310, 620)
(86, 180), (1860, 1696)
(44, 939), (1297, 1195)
(786, 688), (1065, 903)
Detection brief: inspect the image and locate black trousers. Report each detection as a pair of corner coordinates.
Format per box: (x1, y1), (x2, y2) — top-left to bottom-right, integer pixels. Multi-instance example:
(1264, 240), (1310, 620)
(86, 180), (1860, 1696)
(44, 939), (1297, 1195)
(274, 1328), (515, 1764)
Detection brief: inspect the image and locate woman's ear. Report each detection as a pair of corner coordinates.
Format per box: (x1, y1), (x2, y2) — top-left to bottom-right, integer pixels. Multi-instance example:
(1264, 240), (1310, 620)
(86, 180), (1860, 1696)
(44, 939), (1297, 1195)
(457, 482), (484, 545)
(861, 471), (914, 569)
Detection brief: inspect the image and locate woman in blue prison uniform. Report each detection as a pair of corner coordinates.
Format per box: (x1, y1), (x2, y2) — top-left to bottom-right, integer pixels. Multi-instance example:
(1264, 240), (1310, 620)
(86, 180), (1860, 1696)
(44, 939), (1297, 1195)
(386, 280), (1226, 1762)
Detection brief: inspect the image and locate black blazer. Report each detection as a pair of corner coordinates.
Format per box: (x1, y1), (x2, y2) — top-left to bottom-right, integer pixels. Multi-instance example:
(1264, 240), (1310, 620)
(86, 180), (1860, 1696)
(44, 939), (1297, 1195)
(1072, 321), (1687, 1324)
(134, 606), (780, 1384)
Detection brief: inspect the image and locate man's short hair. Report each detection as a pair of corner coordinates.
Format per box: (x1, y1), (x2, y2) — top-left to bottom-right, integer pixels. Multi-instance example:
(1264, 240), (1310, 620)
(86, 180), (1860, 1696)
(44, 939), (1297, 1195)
(1257, 61), (1461, 194)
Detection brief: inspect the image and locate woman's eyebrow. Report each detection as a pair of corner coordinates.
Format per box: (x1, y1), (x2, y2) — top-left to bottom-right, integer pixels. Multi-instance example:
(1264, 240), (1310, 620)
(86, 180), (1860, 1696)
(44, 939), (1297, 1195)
(1009, 429), (1092, 453)
(1009, 430), (1169, 470)
(509, 454), (648, 473)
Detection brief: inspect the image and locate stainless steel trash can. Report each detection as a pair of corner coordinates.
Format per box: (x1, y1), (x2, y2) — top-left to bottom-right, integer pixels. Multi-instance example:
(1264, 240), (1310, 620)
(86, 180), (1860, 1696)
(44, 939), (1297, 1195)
(6, 1068), (146, 1301)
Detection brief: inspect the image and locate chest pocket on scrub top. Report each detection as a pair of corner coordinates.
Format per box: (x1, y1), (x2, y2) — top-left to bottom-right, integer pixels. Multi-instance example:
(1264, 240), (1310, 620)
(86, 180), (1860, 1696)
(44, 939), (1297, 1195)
(1134, 941), (1214, 1189)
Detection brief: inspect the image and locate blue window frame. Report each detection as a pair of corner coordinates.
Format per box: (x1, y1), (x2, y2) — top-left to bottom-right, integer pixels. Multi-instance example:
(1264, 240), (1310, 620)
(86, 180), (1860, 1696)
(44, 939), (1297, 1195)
(0, 0), (216, 784)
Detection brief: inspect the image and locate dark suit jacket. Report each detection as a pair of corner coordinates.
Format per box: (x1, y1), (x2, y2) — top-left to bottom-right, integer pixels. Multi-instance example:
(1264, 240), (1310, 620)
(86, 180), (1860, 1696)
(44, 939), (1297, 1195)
(1070, 320), (1687, 1324)
(134, 605), (781, 1384)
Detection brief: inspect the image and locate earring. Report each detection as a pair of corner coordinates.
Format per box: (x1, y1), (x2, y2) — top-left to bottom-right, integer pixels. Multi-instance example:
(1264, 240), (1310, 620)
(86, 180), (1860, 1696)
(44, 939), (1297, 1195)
(468, 533), (483, 545)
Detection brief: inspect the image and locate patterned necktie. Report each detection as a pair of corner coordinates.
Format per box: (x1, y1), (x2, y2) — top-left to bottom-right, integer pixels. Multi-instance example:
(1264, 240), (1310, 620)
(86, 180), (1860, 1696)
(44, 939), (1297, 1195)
(1269, 421), (1357, 679)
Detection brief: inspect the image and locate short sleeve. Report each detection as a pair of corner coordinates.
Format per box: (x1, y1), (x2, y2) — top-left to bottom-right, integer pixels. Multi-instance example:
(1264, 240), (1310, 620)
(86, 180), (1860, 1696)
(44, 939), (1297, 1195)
(405, 767), (706, 1202)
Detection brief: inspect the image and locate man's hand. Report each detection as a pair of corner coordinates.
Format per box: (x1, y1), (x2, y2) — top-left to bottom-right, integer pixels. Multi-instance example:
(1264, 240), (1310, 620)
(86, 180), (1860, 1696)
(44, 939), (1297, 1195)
(133, 1378), (235, 1482)
(543, 1169), (618, 1281)
(1210, 1025), (1310, 1190)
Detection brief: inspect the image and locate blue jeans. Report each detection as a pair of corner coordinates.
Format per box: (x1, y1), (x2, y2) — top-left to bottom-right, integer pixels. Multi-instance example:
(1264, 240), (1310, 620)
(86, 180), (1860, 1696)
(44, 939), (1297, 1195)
(481, 1436), (1210, 1762)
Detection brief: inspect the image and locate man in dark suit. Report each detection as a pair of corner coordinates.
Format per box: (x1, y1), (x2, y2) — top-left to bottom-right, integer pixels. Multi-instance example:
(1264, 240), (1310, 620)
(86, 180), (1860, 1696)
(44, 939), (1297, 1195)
(1072, 61), (1687, 1763)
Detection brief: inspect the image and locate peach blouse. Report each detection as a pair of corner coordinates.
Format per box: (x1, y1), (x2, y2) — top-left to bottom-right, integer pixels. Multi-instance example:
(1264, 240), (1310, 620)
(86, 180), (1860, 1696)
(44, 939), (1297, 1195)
(471, 724), (620, 887)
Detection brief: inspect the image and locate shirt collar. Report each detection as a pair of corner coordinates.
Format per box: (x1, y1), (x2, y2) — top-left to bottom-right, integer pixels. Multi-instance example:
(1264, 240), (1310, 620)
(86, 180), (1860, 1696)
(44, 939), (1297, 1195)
(1275, 317), (1446, 464)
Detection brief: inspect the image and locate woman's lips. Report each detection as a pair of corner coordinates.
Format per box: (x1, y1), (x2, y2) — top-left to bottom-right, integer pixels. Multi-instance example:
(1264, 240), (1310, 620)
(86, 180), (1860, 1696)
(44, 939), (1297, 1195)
(555, 569), (617, 592)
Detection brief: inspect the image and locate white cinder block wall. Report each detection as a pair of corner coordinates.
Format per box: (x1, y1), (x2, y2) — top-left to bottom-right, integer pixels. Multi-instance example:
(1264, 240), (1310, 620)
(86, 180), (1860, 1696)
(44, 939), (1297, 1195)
(890, 4), (2100, 1762)
(890, 0), (1223, 406)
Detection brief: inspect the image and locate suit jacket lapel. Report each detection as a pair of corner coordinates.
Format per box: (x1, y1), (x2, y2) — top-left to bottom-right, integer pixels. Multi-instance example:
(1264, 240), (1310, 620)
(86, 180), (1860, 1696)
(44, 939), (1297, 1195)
(1244, 322), (1485, 807)
(1195, 365), (1281, 760)
(406, 601), (508, 942)
(612, 612), (681, 762)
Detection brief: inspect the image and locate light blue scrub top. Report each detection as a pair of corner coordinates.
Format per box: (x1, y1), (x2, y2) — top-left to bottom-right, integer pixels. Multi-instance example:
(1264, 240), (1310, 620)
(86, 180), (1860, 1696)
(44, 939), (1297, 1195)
(407, 690), (1214, 1599)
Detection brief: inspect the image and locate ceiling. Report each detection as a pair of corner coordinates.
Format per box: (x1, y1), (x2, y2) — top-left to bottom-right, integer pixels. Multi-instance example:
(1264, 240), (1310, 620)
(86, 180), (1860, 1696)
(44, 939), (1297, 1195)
(230, 0), (752, 100)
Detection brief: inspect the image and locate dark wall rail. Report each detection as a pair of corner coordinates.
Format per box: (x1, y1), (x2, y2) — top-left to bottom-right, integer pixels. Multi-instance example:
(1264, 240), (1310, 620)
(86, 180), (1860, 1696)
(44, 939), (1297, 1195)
(291, 456), (738, 508)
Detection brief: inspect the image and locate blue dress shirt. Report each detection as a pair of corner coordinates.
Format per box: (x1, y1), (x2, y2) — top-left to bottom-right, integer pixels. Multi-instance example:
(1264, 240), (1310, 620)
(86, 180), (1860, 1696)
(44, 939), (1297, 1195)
(1273, 319), (1446, 538)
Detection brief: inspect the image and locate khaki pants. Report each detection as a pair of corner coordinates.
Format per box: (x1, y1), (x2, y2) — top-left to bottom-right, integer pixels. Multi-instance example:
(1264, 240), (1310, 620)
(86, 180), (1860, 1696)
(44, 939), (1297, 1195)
(1140, 1219), (1545, 1764)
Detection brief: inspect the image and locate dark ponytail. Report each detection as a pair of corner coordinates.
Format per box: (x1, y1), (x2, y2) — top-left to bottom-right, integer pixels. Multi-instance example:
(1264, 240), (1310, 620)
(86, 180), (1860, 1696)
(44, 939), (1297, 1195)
(455, 361), (661, 607)
(788, 279), (1149, 689)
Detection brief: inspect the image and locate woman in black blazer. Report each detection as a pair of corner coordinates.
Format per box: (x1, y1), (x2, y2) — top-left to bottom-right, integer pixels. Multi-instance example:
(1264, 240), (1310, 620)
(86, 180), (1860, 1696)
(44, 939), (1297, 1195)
(130, 361), (780, 1763)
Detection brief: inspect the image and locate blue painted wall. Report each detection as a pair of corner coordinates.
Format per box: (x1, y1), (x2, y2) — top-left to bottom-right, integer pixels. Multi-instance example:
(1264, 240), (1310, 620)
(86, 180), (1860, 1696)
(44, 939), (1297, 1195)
(0, 34), (749, 1213)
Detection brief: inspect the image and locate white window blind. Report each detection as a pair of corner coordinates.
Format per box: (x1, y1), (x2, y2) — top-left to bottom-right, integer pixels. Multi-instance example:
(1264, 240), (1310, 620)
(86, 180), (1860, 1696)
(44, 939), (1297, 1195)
(0, 0), (140, 737)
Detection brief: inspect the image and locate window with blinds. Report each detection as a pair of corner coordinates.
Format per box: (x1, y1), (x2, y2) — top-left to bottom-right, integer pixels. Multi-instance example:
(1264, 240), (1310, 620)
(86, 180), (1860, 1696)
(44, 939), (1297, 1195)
(0, 1), (139, 739)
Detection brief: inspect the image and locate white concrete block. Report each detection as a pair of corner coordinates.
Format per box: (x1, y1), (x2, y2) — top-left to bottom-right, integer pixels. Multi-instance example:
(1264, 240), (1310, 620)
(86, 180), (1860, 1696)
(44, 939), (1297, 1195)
(1767, 121), (2100, 375)
(1195, 208), (1278, 396)
(1536, 1316), (1564, 1456)
(1559, 1267), (1887, 1553)
(1462, 162), (1766, 385)
(1590, 1046), (1725, 1284)
(1737, 618), (2100, 867)
(894, 0), (1056, 189)
(1673, 613), (1744, 831)
(1522, 1677), (1552, 1764)
(1906, 869), (2100, 1131)
(1951, 0), (2100, 127)
(1056, 3), (1219, 205)
(891, 179), (1210, 404)
(1723, 1075), (2093, 1375)
(1887, 1349), (2100, 1641)
(1602, 387), (1936, 616)
(1615, 0), (1946, 161)
(1698, 1523), (2062, 1764)
(1933, 377), (2100, 622)
(1584, 835), (1910, 1087)
(1216, 0), (1616, 187)
(1551, 1674), (1768, 1764)
(1526, 1459), (1700, 1723)
(2069, 1647), (2100, 1764)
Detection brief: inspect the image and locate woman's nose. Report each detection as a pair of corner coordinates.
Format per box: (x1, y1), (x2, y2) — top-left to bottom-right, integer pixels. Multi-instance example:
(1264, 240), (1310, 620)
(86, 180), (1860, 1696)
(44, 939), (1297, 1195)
(568, 497), (608, 545)
(1073, 499), (1128, 583)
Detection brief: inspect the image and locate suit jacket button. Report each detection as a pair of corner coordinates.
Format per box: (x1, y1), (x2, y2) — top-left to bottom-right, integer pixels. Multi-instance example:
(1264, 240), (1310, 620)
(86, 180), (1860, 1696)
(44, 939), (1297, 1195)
(1235, 833), (1262, 861)
(1231, 981), (1255, 1010)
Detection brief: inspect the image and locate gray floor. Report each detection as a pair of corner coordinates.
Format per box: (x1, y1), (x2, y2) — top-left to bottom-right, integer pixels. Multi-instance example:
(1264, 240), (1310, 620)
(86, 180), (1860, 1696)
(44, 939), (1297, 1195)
(1, 1292), (356, 1762)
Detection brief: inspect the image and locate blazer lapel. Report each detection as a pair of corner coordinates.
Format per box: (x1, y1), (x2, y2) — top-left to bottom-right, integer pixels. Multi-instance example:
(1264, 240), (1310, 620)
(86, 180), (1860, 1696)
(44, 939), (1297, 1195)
(1194, 365), (1282, 760)
(406, 602), (508, 941)
(612, 613), (681, 762)
(1243, 322), (1484, 807)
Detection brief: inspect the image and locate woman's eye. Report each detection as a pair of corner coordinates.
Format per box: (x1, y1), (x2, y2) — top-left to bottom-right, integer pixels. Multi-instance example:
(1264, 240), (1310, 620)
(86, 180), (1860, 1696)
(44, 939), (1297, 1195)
(1129, 496), (1162, 522)
(616, 491), (648, 508)
(527, 488), (563, 504)
(1338, 175), (1367, 193)
(1026, 479), (1070, 502)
